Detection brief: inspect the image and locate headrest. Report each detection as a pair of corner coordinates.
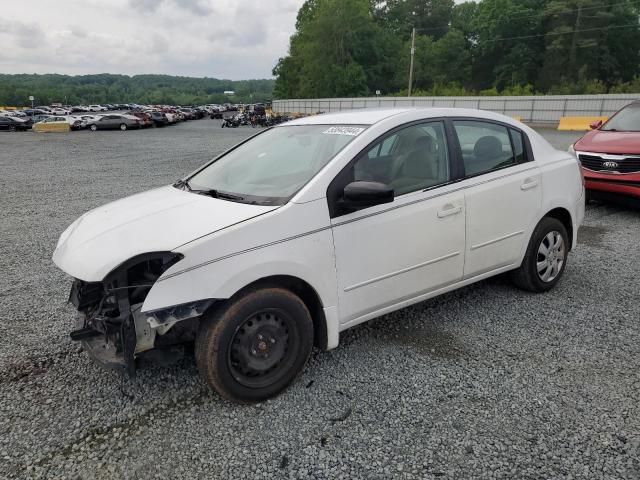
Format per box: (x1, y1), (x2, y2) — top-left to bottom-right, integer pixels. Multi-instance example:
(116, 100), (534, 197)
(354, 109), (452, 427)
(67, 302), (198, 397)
(474, 136), (502, 160)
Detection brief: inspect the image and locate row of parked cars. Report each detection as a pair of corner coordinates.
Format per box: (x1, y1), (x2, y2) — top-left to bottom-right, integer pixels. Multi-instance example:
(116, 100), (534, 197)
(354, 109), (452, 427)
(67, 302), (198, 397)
(0, 104), (211, 132)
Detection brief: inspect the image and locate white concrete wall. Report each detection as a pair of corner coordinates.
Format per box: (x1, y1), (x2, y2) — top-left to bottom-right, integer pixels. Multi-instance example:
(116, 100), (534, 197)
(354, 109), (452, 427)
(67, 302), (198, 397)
(273, 94), (640, 124)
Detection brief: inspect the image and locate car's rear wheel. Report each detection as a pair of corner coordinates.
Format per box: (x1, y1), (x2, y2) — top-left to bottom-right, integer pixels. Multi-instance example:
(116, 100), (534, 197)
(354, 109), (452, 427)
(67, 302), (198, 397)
(195, 287), (313, 403)
(9, 125), (16, 132)
(119, 123), (127, 131)
(510, 217), (569, 292)
(90, 124), (97, 131)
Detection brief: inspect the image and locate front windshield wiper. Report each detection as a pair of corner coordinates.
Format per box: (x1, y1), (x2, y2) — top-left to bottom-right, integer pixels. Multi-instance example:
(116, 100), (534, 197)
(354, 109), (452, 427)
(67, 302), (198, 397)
(195, 189), (246, 201)
(176, 180), (245, 201)
(174, 178), (192, 191)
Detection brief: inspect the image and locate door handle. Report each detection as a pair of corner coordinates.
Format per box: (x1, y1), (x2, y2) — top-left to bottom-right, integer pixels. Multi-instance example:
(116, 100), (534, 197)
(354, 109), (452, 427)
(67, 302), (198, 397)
(521, 178), (539, 190)
(437, 204), (462, 218)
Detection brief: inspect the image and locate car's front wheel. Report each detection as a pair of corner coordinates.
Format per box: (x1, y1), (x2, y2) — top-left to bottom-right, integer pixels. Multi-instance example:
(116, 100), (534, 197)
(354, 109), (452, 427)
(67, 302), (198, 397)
(119, 123), (127, 131)
(510, 217), (569, 292)
(195, 287), (313, 403)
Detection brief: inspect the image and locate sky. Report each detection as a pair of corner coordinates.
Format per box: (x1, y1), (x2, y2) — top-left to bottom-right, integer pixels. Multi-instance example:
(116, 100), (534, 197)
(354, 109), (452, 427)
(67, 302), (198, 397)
(0, 0), (305, 80)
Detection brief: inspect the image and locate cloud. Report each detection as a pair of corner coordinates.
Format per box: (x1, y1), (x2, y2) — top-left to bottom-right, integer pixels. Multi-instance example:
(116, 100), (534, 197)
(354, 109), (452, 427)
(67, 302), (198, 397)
(128, 0), (213, 16)
(0, 21), (46, 49)
(129, 0), (167, 13)
(179, 0), (213, 16)
(0, 0), (305, 79)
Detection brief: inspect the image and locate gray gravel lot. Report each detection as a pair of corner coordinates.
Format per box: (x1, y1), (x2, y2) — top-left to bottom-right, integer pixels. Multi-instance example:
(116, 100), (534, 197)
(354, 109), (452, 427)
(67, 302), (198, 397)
(1, 121), (639, 479)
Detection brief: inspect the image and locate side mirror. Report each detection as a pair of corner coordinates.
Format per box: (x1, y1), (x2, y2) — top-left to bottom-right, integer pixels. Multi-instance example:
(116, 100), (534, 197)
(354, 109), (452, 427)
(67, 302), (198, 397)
(589, 120), (603, 130)
(342, 181), (394, 211)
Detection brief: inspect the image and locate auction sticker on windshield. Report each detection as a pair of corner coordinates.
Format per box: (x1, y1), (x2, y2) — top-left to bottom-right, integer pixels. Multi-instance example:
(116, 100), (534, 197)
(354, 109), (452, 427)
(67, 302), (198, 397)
(322, 126), (365, 136)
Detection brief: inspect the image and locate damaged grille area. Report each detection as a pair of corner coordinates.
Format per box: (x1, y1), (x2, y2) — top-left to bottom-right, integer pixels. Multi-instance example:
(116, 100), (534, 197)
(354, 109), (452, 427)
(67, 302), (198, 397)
(68, 252), (183, 375)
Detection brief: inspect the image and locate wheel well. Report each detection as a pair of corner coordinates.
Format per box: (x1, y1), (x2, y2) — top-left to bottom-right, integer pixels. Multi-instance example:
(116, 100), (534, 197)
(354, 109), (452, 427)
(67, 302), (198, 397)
(235, 275), (328, 350)
(544, 208), (573, 250)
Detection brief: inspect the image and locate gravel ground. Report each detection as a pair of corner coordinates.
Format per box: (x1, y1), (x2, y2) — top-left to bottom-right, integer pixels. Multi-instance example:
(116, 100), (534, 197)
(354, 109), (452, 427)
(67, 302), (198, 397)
(1, 121), (639, 479)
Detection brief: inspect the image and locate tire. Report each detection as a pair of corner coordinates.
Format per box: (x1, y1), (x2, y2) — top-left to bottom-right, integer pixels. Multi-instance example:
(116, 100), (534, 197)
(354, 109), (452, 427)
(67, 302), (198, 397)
(90, 124), (97, 131)
(9, 125), (16, 132)
(510, 217), (569, 292)
(195, 287), (314, 403)
(119, 123), (127, 131)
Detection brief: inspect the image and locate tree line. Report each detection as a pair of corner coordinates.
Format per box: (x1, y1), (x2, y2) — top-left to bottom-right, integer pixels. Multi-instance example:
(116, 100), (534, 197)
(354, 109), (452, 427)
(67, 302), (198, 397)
(0, 74), (275, 107)
(273, 0), (640, 98)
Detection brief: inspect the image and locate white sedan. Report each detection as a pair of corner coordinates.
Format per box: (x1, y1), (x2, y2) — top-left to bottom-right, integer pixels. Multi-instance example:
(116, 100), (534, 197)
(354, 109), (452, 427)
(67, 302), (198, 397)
(53, 108), (585, 402)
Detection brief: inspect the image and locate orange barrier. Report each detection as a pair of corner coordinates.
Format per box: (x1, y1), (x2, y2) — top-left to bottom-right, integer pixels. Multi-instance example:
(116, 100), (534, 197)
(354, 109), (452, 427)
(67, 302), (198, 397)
(557, 116), (608, 131)
(33, 122), (70, 133)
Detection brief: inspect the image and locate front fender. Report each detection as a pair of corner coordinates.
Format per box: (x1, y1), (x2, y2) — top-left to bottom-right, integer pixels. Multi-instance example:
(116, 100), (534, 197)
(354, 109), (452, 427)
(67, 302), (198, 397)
(141, 229), (337, 313)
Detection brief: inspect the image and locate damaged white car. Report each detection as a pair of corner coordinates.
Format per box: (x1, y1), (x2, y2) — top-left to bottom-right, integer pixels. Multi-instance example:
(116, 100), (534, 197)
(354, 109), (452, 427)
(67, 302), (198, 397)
(53, 108), (584, 402)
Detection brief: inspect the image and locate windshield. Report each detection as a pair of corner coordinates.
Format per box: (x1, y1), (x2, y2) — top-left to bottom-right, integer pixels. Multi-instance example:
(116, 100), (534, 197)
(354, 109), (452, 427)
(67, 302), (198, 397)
(601, 103), (640, 132)
(187, 125), (364, 204)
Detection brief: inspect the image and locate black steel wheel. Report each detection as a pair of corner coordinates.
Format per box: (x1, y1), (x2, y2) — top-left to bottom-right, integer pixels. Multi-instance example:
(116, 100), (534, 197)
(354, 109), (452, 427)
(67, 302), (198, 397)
(196, 287), (313, 402)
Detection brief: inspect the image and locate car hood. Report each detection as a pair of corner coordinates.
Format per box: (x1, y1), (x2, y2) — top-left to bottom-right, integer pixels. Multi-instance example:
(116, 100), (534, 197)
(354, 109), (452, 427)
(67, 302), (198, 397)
(52, 185), (277, 282)
(575, 130), (640, 155)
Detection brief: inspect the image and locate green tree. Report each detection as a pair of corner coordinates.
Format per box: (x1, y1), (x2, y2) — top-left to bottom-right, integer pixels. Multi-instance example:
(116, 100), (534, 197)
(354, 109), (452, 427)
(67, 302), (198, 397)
(373, 0), (455, 40)
(273, 0), (400, 98)
(539, 0), (640, 89)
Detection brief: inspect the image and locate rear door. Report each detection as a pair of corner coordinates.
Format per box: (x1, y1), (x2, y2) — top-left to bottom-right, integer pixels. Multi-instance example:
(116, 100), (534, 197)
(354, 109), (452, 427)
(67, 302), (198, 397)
(450, 119), (541, 278)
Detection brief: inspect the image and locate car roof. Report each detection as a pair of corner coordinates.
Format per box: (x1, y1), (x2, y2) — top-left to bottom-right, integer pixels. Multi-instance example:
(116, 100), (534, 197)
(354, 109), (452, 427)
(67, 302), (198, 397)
(284, 107), (522, 127)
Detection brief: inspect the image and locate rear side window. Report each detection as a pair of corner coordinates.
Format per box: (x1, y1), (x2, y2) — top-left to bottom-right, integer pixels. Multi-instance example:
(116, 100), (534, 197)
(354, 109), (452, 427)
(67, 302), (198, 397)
(509, 129), (526, 163)
(453, 120), (526, 176)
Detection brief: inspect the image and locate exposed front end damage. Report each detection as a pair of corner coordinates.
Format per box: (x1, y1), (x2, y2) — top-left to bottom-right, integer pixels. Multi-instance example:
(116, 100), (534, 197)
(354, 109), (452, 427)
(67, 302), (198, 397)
(68, 252), (213, 376)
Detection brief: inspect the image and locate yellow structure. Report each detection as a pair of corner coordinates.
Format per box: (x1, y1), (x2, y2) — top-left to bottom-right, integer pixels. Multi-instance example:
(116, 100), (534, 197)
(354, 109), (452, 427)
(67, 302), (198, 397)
(557, 116), (608, 131)
(33, 122), (71, 133)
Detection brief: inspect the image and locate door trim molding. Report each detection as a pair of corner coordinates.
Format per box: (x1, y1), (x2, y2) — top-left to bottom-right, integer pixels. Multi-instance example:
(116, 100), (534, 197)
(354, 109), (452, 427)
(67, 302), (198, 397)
(343, 251), (461, 292)
(470, 230), (524, 251)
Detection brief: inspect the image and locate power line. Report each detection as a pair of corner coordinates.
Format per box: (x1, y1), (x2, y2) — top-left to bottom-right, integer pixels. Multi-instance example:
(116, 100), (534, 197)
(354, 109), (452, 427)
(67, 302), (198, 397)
(484, 22), (640, 43)
(412, 0), (639, 34)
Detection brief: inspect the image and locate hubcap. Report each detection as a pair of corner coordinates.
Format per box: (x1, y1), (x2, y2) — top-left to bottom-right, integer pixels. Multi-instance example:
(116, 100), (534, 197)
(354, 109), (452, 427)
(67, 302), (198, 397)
(537, 231), (565, 282)
(228, 310), (293, 388)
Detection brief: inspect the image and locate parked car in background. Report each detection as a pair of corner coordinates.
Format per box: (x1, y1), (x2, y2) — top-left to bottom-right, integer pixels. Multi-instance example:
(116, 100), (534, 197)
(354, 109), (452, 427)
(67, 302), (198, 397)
(50, 107), (71, 115)
(0, 116), (30, 131)
(88, 105), (107, 112)
(150, 111), (169, 127)
(75, 115), (103, 129)
(22, 108), (48, 116)
(31, 114), (53, 123)
(571, 101), (640, 206)
(53, 108), (584, 402)
(37, 116), (83, 130)
(130, 111), (154, 128)
(86, 114), (141, 131)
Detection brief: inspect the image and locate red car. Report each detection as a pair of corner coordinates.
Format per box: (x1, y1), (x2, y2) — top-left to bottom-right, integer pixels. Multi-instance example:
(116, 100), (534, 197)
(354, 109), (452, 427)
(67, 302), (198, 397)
(571, 101), (640, 206)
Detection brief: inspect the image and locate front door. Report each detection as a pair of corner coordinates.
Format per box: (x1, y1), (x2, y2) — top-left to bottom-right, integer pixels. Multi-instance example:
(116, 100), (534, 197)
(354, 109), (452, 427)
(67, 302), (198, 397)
(329, 120), (466, 324)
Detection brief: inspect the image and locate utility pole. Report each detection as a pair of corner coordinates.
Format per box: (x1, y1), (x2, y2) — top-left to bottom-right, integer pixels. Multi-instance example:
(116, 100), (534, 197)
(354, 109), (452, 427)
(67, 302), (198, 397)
(408, 27), (416, 97)
(569, 4), (583, 74)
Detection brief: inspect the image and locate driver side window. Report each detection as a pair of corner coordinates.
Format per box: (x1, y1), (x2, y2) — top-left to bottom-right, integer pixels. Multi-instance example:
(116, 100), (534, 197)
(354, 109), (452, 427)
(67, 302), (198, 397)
(352, 121), (450, 196)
